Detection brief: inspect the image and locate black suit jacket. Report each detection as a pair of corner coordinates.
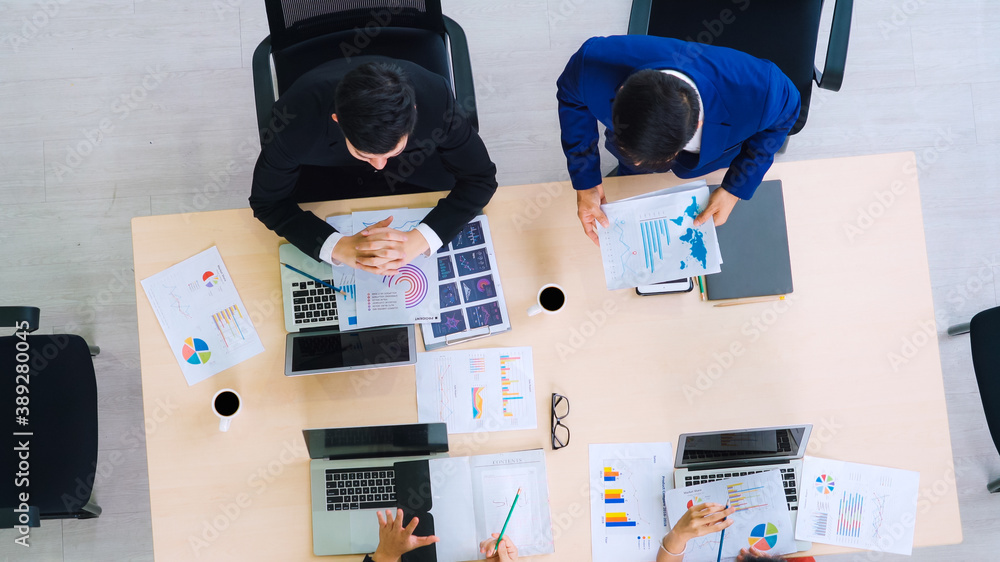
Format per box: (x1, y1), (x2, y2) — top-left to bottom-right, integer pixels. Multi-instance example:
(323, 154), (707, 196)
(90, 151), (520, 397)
(250, 56), (498, 261)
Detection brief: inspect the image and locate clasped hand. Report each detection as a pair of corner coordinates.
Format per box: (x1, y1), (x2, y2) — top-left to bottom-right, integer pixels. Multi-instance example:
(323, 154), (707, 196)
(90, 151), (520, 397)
(331, 216), (428, 276)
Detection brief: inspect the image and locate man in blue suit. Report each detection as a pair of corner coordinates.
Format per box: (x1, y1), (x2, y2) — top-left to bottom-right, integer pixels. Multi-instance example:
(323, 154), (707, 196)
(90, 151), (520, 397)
(557, 35), (800, 244)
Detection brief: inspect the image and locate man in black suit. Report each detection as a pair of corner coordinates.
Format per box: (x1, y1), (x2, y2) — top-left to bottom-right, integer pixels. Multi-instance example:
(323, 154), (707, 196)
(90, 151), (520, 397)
(250, 57), (498, 275)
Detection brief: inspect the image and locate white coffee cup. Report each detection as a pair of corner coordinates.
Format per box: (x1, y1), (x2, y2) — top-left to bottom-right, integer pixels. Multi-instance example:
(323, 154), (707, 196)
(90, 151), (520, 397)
(527, 284), (566, 316)
(212, 388), (242, 432)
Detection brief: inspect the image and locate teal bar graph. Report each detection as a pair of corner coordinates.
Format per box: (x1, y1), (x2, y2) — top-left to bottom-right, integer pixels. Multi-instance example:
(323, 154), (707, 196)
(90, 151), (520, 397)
(640, 218), (672, 272)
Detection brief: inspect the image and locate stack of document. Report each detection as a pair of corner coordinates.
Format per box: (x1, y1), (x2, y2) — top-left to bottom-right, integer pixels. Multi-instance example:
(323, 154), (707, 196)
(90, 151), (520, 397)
(597, 180), (722, 290)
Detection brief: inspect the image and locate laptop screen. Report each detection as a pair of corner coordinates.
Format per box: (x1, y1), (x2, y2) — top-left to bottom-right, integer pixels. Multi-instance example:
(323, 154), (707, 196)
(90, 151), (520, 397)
(676, 425), (810, 468)
(303, 423), (448, 461)
(290, 326), (411, 373)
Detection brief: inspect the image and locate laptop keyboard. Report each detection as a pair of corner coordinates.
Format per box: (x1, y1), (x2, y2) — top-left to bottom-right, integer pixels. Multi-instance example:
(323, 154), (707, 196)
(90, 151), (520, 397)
(292, 280), (339, 325)
(325, 468), (396, 511)
(684, 467), (799, 511)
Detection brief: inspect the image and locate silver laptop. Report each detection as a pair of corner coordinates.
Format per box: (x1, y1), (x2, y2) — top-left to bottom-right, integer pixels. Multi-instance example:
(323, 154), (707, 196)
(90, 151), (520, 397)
(280, 243), (345, 333)
(305, 423), (449, 556)
(673, 424), (813, 551)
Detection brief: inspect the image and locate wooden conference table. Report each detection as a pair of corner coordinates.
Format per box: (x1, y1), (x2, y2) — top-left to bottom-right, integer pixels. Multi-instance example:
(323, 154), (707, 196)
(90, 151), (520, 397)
(131, 153), (961, 560)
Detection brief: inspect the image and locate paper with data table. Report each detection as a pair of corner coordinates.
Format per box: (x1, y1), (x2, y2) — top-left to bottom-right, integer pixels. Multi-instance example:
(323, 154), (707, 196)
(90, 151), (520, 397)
(588, 442), (674, 562)
(415, 347), (536, 434)
(795, 457), (919, 555)
(664, 470), (797, 561)
(140, 246), (264, 385)
(597, 180), (722, 290)
(340, 208), (441, 328)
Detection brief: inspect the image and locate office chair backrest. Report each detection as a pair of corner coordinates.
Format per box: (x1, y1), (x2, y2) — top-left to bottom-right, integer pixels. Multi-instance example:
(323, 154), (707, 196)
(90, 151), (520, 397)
(266, 0), (444, 51)
(971, 307), (1000, 457)
(638, 0), (827, 135)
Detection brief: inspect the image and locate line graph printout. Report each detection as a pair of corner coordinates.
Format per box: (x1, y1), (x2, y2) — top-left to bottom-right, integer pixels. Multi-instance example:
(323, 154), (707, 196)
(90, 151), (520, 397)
(588, 442), (673, 562)
(597, 180), (722, 290)
(350, 208), (440, 327)
(141, 246), (264, 385)
(664, 470), (796, 561)
(795, 457), (919, 555)
(415, 347), (536, 434)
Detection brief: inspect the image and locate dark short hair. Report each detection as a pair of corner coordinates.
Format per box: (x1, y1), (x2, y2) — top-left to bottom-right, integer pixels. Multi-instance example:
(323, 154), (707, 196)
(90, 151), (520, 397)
(334, 62), (417, 154)
(611, 69), (700, 171)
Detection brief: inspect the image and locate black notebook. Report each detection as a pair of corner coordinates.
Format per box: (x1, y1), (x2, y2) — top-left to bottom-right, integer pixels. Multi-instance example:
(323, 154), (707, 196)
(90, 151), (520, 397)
(704, 180), (793, 300)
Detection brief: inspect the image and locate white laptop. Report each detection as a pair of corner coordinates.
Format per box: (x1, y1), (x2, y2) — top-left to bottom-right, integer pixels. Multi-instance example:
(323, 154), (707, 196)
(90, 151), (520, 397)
(280, 243), (342, 333)
(673, 424), (813, 551)
(305, 423), (449, 556)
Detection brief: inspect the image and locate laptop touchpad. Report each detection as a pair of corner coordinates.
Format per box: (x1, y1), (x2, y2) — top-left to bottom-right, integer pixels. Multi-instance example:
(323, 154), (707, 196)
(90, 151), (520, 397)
(349, 511), (379, 552)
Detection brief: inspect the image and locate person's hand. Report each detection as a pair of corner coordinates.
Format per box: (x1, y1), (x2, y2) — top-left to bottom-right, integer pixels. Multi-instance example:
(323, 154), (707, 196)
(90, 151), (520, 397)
(662, 503), (735, 554)
(331, 216), (411, 276)
(577, 184), (609, 245)
(370, 509), (439, 562)
(479, 534), (518, 561)
(737, 547), (775, 561)
(694, 188), (739, 227)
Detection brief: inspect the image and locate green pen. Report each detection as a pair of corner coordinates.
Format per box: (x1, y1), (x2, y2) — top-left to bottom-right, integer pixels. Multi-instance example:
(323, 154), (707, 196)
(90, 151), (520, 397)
(494, 488), (521, 554)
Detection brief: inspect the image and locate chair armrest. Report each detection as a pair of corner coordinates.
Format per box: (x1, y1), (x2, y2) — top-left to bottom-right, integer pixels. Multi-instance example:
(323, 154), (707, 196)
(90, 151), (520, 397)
(0, 506), (40, 528)
(0, 307), (40, 332)
(627, 0), (652, 35)
(443, 16), (479, 132)
(815, 0), (853, 91)
(252, 36), (277, 146)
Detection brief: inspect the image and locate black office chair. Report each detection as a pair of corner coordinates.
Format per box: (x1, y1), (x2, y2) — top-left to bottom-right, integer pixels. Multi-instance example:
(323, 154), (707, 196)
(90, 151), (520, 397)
(252, 0), (478, 146)
(627, 0), (853, 136)
(947, 307), (1000, 493)
(0, 307), (102, 527)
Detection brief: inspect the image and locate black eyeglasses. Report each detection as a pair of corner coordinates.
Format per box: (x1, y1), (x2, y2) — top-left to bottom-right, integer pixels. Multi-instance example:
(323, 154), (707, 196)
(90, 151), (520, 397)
(551, 393), (570, 450)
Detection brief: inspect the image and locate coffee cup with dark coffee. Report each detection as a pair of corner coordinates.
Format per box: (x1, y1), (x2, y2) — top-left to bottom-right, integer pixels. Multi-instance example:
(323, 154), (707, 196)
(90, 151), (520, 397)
(212, 389), (242, 432)
(528, 284), (566, 316)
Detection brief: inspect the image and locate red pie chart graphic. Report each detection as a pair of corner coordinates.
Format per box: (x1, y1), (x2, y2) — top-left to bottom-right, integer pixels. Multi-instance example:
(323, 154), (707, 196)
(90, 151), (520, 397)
(384, 265), (429, 308)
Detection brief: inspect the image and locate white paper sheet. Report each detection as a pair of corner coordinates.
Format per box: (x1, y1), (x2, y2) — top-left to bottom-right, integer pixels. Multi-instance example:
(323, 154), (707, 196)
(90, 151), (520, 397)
(351, 208), (441, 327)
(795, 457), (920, 555)
(597, 180), (722, 290)
(588, 442), (674, 562)
(664, 470), (797, 561)
(324, 214), (361, 330)
(415, 347), (536, 434)
(140, 246), (264, 385)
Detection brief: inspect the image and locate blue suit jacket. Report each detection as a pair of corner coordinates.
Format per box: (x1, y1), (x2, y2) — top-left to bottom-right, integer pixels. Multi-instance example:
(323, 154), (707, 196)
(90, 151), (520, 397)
(556, 35), (800, 199)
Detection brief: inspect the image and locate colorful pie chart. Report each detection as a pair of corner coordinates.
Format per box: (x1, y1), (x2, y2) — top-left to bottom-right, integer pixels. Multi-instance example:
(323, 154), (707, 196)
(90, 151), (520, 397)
(181, 337), (211, 365)
(816, 474), (835, 494)
(202, 271), (220, 287)
(747, 523), (779, 551)
(477, 278), (491, 292)
(383, 265), (429, 308)
(686, 496), (704, 509)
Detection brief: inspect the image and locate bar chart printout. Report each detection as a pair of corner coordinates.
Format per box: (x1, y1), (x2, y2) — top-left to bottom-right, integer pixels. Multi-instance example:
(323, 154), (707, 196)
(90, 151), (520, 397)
(588, 443), (673, 562)
(415, 347), (536, 434)
(795, 457), (919, 555)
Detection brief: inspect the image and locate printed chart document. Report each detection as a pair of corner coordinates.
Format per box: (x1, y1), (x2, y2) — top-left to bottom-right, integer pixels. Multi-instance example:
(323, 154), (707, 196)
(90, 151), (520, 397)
(415, 347), (536, 434)
(421, 215), (512, 349)
(352, 208), (440, 327)
(795, 457), (920, 555)
(422, 449), (554, 561)
(664, 470), (797, 561)
(325, 214), (361, 329)
(588, 442), (673, 562)
(597, 180), (722, 290)
(140, 246), (264, 385)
